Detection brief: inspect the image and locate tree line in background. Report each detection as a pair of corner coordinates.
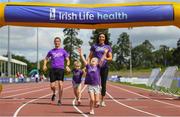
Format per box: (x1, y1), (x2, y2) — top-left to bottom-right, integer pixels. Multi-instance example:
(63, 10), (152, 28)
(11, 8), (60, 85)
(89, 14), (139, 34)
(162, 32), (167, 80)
(4, 29), (180, 76)
(112, 32), (180, 70)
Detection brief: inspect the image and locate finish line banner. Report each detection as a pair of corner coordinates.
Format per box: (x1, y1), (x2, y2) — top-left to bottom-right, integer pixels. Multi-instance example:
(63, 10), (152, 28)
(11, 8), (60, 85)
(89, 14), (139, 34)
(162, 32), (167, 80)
(5, 5), (174, 24)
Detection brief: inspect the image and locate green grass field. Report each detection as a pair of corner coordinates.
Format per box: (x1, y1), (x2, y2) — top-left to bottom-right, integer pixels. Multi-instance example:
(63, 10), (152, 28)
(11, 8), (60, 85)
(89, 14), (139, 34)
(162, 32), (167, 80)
(111, 81), (180, 96)
(109, 68), (180, 96)
(64, 68), (180, 78)
(109, 69), (180, 78)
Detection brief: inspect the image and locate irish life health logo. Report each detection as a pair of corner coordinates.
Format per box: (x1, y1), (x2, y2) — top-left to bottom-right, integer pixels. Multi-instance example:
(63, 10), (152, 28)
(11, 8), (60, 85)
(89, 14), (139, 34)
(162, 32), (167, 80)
(50, 8), (56, 20)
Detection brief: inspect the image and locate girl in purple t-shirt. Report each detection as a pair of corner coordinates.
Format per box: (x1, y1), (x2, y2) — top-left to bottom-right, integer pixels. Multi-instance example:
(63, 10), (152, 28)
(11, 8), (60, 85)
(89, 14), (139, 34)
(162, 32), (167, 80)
(78, 48), (108, 115)
(72, 60), (83, 106)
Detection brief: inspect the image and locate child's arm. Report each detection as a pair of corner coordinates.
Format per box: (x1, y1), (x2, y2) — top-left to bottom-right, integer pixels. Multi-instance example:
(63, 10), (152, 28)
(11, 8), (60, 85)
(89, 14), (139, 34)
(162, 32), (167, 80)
(82, 67), (86, 76)
(77, 48), (88, 66)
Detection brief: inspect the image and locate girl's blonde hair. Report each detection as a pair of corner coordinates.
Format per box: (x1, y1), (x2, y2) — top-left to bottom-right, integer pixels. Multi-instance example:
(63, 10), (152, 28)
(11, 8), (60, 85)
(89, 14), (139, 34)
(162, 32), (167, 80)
(74, 60), (82, 67)
(91, 57), (98, 63)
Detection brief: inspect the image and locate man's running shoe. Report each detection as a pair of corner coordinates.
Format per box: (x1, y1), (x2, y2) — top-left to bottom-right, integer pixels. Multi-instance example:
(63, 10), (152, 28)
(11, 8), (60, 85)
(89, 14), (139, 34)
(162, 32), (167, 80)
(57, 100), (62, 106)
(51, 94), (56, 101)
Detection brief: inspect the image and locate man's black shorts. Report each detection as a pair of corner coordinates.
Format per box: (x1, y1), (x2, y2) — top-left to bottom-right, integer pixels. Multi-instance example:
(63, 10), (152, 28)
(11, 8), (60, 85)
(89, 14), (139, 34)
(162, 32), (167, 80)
(49, 68), (64, 83)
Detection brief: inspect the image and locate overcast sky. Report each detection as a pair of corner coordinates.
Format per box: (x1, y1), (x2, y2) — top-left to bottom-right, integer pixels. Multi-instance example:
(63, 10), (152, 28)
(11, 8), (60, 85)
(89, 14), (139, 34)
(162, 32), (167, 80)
(0, 0), (180, 62)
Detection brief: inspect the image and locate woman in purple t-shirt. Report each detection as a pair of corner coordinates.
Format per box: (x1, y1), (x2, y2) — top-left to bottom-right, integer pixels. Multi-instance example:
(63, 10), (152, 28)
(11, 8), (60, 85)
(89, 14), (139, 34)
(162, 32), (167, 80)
(88, 32), (112, 107)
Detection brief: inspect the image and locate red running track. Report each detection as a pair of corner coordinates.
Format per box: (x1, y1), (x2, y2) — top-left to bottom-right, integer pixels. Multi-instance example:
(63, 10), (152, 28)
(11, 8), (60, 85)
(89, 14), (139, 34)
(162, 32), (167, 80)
(0, 81), (180, 116)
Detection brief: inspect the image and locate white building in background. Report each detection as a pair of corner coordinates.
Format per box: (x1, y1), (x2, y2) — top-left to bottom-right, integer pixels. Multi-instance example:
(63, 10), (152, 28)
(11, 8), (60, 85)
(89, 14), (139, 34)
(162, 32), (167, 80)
(0, 55), (27, 77)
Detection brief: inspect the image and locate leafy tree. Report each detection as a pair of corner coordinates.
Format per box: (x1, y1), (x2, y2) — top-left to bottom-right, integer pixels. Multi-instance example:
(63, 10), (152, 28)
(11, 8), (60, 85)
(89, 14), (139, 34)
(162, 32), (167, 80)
(142, 40), (155, 51)
(112, 32), (130, 69)
(63, 28), (83, 62)
(132, 45), (145, 67)
(153, 45), (174, 67)
(159, 45), (170, 66)
(173, 49), (180, 66)
(132, 40), (154, 68)
(177, 38), (180, 48)
(153, 50), (163, 67)
(173, 39), (180, 66)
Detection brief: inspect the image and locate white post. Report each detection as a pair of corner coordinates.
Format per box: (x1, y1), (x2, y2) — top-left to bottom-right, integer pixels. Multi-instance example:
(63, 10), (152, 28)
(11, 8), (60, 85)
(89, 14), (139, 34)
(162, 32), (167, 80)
(37, 28), (40, 72)
(4, 61), (6, 76)
(129, 41), (132, 78)
(25, 66), (27, 76)
(12, 63), (14, 77)
(128, 27), (133, 78)
(7, 26), (11, 77)
(14, 63), (16, 77)
(7, 0), (11, 77)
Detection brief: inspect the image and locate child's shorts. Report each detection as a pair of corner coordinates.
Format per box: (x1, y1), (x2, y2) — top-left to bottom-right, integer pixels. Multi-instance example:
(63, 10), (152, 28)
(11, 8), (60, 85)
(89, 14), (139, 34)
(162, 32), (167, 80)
(88, 85), (100, 94)
(72, 81), (81, 88)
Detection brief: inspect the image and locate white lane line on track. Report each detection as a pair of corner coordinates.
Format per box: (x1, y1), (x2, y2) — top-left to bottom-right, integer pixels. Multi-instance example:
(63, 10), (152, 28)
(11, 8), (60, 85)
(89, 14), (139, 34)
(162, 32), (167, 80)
(3, 87), (49, 98)
(113, 81), (180, 97)
(108, 84), (180, 108)
(107, 92), (160, 117)
(13, 85), (72, 117)
(3, 86), (30, 91)
(2, 85), (46, 94)
(3, 83), (42, 91)
(72, 85), (88, 117)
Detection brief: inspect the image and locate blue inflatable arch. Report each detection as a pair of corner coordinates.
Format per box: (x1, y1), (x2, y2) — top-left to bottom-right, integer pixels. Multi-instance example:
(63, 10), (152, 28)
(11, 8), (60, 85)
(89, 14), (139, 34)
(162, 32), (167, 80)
(0, 2), (180, 28)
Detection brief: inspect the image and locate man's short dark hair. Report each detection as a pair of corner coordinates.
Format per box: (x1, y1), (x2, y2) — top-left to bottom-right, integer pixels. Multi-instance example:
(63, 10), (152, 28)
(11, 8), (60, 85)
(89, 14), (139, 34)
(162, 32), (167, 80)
(54, 37), (61, 42)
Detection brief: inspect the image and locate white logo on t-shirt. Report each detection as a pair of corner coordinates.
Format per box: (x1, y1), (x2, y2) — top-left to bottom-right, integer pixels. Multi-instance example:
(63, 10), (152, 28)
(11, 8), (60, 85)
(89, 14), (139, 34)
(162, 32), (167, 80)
(96, 47), (105, 52)
(52, 52), (63, 58)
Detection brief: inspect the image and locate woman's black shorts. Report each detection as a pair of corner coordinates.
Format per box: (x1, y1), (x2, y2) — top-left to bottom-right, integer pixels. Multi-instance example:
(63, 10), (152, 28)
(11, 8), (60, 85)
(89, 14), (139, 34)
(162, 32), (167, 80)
(49, 68), (64, 83)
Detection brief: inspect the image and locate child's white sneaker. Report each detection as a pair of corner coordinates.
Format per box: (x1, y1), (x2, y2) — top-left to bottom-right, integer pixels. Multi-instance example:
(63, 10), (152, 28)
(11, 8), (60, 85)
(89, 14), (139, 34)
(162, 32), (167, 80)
(89, 110), (94, 115)
(101, 101), (106, 107)
(96, 102), (100, 108)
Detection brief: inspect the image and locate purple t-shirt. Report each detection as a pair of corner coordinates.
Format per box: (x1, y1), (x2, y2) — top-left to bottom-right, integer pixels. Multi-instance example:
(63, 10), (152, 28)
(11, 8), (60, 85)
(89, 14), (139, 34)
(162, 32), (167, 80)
(72, 69), (83, 84)
(85, 64), (101, 86)
(46, 48), (69, 69)
(90, 44), (112, 68)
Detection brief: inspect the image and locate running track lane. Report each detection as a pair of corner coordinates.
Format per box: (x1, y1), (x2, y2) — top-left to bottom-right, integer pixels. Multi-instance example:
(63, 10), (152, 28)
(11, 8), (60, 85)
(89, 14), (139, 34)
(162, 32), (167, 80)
(2, 82), (43, 91)
(106, 83), (180, 116)
(0, 82), (71, 116)
(0, 81), (180, 116)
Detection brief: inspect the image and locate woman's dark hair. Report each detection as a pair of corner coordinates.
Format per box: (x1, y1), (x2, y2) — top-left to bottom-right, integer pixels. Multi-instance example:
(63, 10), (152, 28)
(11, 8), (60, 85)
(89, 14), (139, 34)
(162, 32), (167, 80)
(96, 32), (109, 45)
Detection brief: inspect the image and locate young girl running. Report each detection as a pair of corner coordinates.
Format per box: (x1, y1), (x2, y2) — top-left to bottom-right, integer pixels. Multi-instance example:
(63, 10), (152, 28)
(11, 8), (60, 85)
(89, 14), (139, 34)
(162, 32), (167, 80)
(78, 48), (108, 115)
(72, 60), (83, 105)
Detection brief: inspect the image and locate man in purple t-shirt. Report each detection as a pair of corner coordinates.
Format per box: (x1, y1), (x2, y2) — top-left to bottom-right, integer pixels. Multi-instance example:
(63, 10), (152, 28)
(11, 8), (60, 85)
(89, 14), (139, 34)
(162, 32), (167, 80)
(43, 37), (70, 106)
